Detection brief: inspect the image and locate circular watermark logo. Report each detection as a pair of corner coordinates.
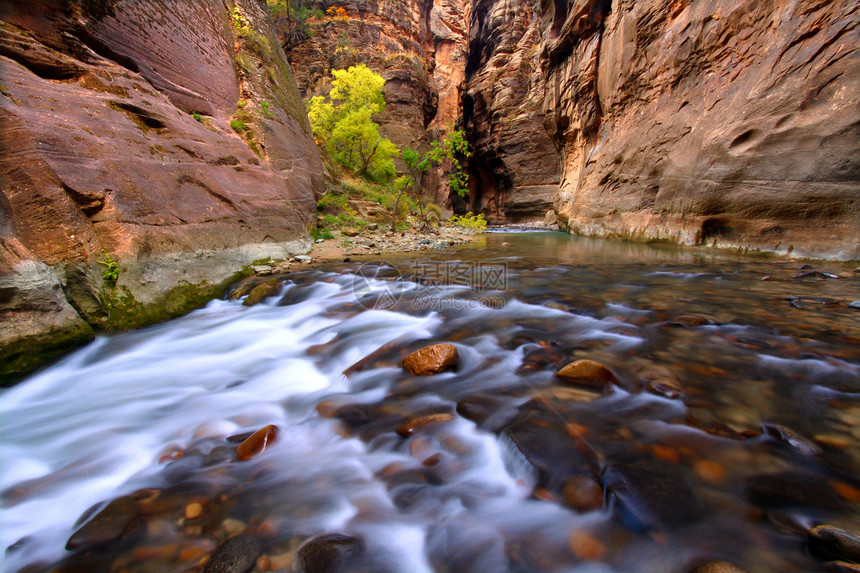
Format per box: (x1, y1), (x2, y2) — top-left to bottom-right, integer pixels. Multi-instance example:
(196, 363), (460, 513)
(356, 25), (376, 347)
(351, 262), (403, 310)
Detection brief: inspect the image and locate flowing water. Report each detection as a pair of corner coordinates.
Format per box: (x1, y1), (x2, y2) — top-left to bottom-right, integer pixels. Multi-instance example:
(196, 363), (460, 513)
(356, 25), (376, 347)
(2, 232), (858, 572)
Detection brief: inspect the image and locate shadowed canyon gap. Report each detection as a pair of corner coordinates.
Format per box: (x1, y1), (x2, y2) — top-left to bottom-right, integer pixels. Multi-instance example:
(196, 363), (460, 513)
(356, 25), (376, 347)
(1, 0), (858, 380)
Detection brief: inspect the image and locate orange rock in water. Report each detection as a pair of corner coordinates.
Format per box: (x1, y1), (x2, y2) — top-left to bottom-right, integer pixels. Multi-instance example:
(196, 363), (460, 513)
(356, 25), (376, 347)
(569, 529), (606, 561)
(236, 425), (278, 461)
(556, 359), (618, 386)
(184, 500), (205, 520)
(830, 480), (860, 502)
(695, 460), (727, 484)
(396, 413), (454, 437)
(562, 475), (604, 512)
(650, 444), (681, 463)
(401, 344), (459, 376)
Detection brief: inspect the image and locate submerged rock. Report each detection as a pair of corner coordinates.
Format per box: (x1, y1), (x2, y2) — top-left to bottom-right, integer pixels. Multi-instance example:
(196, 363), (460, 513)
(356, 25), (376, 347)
(667, 315), (714, 328)
(66, 496), (141, 550)
(402, 344), (459, 376)
(292, 533), (365, 573)
(203, 535), (263, 573)
(603, 459), (705, 531)
(689, 562), (749, 573)
(761, 423), (823, 456)
(809, 525), (860, 563)
(562, 475), (604, 513)
(503, 403), (599, 489)
(746, 471), (842, 510)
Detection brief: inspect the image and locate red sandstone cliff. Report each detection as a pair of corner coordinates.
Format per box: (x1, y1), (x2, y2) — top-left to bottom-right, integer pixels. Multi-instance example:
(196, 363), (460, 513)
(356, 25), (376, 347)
(0, 0), (323, 382)
(539, 0), (859, 258)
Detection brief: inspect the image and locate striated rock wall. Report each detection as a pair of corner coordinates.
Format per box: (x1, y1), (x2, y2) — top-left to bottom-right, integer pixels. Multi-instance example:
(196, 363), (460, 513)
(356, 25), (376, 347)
(462, 0), (561, 222)
(0, 0), (324, 382)
(540, 0), (860, 258)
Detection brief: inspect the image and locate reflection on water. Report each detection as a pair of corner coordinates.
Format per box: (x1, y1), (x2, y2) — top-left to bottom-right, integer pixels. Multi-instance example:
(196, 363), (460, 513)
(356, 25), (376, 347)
(1, 232), (858, 573)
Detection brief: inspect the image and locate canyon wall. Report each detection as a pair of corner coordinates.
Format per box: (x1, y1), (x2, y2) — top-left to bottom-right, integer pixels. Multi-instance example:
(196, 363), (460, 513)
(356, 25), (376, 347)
(539, 0), (859, 258)
(0, 0), (323, 382)
(462, 0), (561, 222)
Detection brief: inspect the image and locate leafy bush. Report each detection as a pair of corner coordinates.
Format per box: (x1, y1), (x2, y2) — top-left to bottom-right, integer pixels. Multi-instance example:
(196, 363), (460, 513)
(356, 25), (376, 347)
(311, 228), (334, 240)
(97, 252), (120, 284)
(317, 192), (349, 214)
(449, 212), (487, 232)
(307, 65), (398, 181)
(230, 119), (248, 132)
(260, 100), (274, 119)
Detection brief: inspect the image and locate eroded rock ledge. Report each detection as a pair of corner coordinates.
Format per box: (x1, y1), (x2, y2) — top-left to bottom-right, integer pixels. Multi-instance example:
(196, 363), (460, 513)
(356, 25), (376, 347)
(0, 0), (323, 383)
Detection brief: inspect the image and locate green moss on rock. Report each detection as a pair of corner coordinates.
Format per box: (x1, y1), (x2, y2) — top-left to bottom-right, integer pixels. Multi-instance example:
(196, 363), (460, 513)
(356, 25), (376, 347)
(0, 320), (95, 387)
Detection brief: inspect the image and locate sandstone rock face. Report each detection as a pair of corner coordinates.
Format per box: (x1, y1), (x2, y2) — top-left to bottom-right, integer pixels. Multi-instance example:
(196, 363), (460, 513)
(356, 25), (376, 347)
(540, 0), (859, 258)
(461, 0), (561, 222)
(0, 0), (323, 381)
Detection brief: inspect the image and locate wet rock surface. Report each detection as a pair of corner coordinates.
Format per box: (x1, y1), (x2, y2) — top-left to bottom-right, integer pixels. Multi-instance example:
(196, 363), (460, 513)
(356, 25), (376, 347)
(401, 343), (460, 376)
(203, 535), (263, 573)
(809, 525), (860, 563)
(603, 459), (706, 531)
(292, 533), (366, 573)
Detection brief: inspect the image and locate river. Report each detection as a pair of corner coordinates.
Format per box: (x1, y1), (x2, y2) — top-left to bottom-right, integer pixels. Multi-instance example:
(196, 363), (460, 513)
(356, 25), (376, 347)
(2, 232), (858, 572)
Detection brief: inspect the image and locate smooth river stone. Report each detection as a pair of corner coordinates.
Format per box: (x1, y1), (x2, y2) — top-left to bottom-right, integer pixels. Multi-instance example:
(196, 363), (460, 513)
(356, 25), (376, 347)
(236, 425), (277, 461)
(503, 406), (598, 489)
(761, 422), (823, 456)
(402, 343), (459, 376)
(556, 359), (618, 388)
(242, 280), (281, 307)
(809, 525), (860, 562)
(603, 459), (705, 531)
(292, 533), (365, 573)
(66, 495), (140, 550)
(203, 535), (262, 573)
(396, 413), (454, 437)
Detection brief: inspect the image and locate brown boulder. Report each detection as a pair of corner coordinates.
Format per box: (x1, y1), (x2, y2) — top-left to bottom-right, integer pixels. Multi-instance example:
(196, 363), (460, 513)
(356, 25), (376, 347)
(243, 280), (282, 307)
(402, 343), (460, 376)
(556, 360), (618, 387)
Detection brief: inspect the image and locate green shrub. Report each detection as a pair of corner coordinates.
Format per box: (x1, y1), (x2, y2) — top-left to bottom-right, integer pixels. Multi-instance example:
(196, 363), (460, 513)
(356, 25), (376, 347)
(311, 228), (334, 240)
(230, 119), (248, 132)
(321, 214), (341, 228)
(317, 192), (349, 213)
(192, 112), (203, 122)
(449, 212), (487, 232)
(97, 252), (120, 284)
(260, 100), (274, 119)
